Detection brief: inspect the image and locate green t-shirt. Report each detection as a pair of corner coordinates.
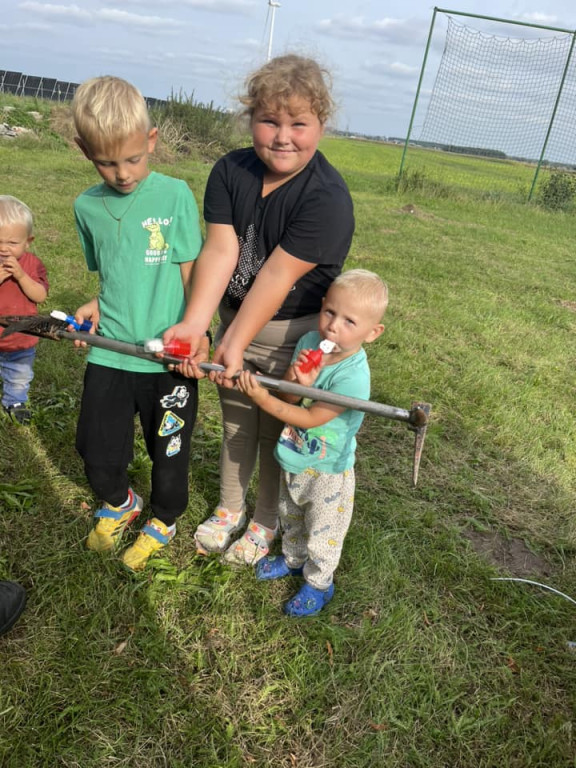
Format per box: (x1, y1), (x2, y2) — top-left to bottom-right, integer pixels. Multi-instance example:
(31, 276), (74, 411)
(274, 331), (371, 474)
(74, 172), (202, 372)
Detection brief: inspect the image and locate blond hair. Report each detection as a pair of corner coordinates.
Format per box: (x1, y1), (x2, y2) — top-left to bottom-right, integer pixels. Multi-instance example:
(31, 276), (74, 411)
(0, 195), (34, 236)
(331, 269), (389, 320)
(240, 54), (335, 124)
(72, 76), (152, 151)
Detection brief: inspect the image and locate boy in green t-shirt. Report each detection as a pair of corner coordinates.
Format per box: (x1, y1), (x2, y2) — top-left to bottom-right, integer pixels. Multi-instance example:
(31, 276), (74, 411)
(71, 76), (206, 571)
(236, 270), (387, 616)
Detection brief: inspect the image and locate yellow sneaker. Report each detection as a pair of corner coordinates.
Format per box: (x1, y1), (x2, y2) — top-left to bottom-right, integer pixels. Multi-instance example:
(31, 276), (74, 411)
(121, 518), (175, 572)
(86, 490), (143, 552)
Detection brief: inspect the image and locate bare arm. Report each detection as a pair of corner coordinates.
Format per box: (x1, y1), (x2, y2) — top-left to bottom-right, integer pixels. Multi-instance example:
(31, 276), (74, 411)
(177, 260), (210, 373)
(163, 223), (239, 355)
(236, 370), (344, 429)
(179, 261), (195, 303)
(274, 349), (327, 404)
(214, 246), (315, 380)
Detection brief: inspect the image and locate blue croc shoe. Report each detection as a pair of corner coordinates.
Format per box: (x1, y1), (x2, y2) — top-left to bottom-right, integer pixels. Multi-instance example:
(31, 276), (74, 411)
(256, 555), (304, 581)
(284, 582), (335, 617)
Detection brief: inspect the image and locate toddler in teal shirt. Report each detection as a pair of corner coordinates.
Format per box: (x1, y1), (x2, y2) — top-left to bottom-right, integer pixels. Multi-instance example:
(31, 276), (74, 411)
(236, 269), (387, 616)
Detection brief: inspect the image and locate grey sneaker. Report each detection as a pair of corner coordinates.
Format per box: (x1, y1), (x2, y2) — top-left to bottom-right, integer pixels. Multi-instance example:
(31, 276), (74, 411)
(4, 403), (31, 425)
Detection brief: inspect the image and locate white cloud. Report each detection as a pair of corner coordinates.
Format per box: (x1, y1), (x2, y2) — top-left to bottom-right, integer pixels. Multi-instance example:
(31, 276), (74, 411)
(316, 15), (427, 46)
(0, 20), (51, 31)
(97, 8), (180, 29)
(389, 61), (419, 76)
(19, 2), (181, 29)
(106, 0), (256, 16)
(521, 12), (559, 25)
(19, 2), (91, 22)
(234, 37), (261, 51)
(362, 59), (419, 78)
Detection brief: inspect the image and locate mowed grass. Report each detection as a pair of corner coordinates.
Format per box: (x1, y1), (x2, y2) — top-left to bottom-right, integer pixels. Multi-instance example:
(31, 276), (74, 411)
(1, 134), (576, 767)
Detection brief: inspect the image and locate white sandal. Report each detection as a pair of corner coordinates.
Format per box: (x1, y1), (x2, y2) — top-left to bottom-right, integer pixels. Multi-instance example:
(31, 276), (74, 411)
(194, 507), (246, 555)
(222, 519), (277, 566)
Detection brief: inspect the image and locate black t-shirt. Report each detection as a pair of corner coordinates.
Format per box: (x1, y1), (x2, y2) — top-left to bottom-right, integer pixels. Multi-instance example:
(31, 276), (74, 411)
(203, 147), (355, 320)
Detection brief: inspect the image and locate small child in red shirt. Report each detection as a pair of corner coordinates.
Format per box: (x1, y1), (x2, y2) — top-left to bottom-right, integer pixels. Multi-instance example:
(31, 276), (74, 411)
(0, 195), (49, 424)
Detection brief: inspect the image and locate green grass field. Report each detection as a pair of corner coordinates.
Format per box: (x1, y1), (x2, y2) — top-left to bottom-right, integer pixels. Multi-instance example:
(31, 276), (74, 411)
(1, 128), (576, 767)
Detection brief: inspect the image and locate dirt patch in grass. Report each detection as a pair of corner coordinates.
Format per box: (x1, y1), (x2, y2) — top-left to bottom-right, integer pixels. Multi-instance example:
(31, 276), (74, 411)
(461, 527), (553, 578)
(398, 203), (436, 219)
(558, 299), (576, 312)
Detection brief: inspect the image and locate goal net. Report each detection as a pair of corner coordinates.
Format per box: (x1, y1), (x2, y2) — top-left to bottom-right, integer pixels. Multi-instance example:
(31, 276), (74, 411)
(418, 16), (576, 166)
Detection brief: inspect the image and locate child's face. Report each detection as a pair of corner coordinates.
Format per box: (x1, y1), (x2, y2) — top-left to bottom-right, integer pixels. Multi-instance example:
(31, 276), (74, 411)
(251, 96), (324, 183)
(0, 222), (33, 262)
(318, 285), (384, 359)
(77, 128), (158, 195)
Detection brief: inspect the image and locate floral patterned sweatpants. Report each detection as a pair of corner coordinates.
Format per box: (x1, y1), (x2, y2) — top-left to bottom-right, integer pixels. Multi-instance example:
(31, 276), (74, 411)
(279, 467), (355, 591)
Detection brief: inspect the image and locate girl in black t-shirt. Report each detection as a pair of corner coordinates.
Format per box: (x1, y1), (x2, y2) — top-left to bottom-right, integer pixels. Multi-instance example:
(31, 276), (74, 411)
(164, 54), (355, 566)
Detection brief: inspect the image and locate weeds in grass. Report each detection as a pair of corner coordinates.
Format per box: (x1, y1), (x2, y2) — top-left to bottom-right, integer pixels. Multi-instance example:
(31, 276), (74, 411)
(0, 480), (37, 511)
(537, 170), (576, 211)
(149, 90), (245, 161)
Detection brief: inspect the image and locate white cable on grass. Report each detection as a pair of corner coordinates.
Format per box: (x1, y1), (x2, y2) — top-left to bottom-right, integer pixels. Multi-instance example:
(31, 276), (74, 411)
(491, 577), (576, 607)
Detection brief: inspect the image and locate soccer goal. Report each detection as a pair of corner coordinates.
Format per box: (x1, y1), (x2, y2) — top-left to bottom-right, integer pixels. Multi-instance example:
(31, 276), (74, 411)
(399, 7), (576, 200)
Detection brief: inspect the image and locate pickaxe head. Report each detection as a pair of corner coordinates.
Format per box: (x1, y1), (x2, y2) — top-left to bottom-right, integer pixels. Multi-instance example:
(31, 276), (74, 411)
(407, 402), (431, 487)
(0, 314), (68, 340)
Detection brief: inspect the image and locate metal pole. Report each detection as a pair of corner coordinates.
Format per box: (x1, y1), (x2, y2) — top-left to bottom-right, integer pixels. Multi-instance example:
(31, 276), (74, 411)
(398, 7), (438, 182)
(0, 316), (431, 485)
(528, 31), (576, 201)
(267, 1), (281, 62)
(58, 331), (425, 425)
(435, 7), (573, 35)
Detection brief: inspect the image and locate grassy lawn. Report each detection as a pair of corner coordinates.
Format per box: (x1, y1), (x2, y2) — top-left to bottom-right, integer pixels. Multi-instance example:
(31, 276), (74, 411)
(1, 128), (576, 767)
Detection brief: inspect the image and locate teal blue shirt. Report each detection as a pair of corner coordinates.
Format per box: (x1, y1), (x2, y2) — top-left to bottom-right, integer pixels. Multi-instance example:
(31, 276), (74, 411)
(74, 172), (202, 373)
(274, 331), (370, 474)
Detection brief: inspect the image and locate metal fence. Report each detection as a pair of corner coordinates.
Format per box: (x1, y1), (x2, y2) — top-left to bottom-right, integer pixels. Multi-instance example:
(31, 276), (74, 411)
(0, 70), (166, 108)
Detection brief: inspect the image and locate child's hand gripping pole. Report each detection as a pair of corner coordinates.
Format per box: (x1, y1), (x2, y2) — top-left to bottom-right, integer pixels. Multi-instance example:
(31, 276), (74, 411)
(0, 316), (431, 485)
(200, 362), (431, 487)
(50, 310), (93, 333)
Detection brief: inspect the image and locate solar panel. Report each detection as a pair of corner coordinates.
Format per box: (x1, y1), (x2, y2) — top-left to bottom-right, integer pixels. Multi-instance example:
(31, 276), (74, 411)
(38, 77), (57, 98)
(0, 70), (163, 104)
(20, 75), (39, 97)
(3, 71), (23, 87)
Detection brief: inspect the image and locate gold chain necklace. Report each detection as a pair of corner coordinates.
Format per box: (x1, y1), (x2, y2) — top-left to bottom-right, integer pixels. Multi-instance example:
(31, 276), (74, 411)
(101, 183), (143, 238)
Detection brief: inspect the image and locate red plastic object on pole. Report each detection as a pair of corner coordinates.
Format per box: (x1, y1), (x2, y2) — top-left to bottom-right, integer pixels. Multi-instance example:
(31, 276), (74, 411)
(144, 338), (191, 358)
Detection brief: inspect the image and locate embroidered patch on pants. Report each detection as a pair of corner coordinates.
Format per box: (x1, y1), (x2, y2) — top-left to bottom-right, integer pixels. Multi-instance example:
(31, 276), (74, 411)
(166, 434), (182, 456)
(159, 410), (185, 436)
(160, 385), (190, 409)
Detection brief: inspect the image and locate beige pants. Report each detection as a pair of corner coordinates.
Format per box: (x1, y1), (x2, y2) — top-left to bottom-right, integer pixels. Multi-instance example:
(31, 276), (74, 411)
(216, 303), (318, 529)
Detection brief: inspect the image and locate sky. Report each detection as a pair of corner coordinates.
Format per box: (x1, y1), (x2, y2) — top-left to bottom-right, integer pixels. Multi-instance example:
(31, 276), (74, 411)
(3, 0), (576, 144)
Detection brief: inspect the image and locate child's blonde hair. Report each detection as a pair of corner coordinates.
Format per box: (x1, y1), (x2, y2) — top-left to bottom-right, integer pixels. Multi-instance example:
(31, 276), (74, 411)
(240, 54), (335, 124)
(331, 269), (389, 321)
(0, 195), (34, 236)
(72, 76), (152, 151)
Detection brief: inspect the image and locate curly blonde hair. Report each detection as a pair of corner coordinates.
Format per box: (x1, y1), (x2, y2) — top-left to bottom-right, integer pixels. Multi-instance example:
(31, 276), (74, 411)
(239, 54), (335, 124)
(72, 76), (152, 151)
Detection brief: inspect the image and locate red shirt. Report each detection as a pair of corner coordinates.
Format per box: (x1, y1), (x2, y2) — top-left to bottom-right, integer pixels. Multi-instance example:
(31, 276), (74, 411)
(0, 251), (49, 352)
